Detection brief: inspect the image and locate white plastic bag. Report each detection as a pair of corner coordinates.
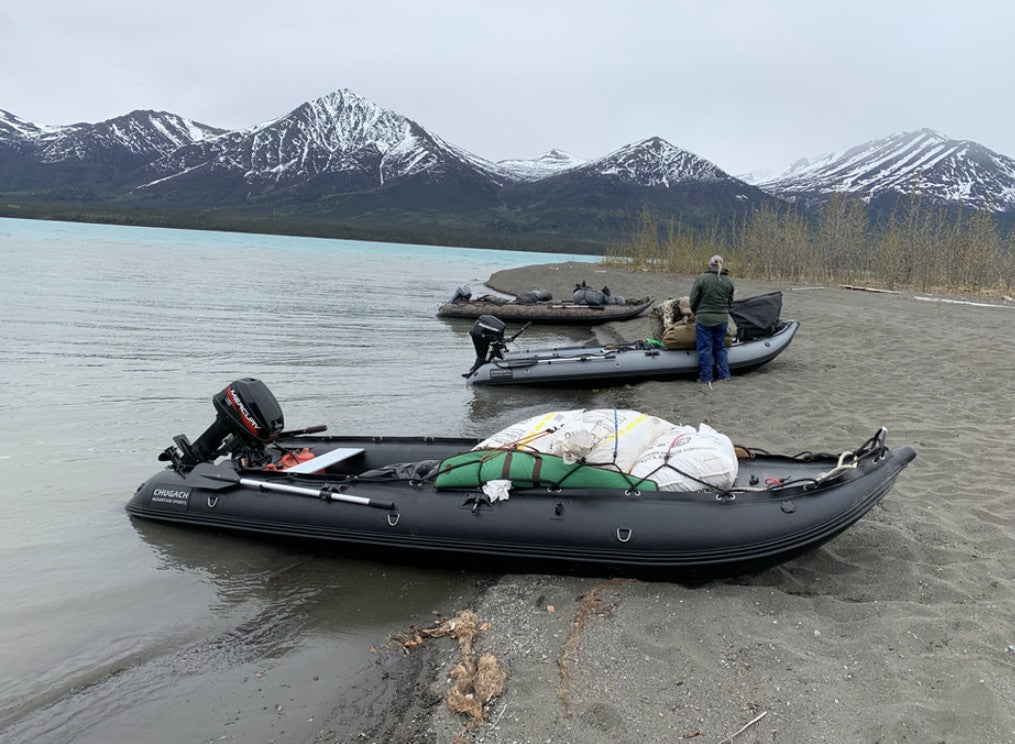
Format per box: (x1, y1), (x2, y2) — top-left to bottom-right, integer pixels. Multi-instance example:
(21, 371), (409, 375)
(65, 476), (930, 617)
(630, 423), (739, 491)
(473, 410), (585, 452)
(482, 479), (512, 502)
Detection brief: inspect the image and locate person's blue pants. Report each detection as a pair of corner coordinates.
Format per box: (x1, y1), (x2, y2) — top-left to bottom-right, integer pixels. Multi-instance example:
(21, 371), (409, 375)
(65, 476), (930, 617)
(695, 322), (730, 382)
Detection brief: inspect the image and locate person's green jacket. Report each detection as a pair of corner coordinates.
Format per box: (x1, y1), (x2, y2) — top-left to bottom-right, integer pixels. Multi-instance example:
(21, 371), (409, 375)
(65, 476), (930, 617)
(689, 268), (734, 326)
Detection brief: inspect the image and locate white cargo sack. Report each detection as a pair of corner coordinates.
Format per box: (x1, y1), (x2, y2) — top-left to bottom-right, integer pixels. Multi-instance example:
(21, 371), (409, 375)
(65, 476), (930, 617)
(549, 409), (674, 472)
(473, 410), (586, 452)
(630, 423), (739, 491)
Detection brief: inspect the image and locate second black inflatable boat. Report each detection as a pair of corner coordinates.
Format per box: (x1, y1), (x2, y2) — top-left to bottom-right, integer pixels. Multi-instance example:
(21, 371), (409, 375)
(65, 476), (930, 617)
(463, 291), (798, 386)
(464, 318), (798, 386)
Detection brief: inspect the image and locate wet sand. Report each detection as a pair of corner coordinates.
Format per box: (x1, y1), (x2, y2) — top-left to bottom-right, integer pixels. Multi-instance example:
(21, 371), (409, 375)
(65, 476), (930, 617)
(342, 263), (1015, 743)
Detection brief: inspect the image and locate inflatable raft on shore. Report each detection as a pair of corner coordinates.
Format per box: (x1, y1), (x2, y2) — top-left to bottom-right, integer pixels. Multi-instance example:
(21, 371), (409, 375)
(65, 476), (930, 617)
(462, 291), (797, 386)
(436, 284), (652, 325)
(127, 379), (915, 578)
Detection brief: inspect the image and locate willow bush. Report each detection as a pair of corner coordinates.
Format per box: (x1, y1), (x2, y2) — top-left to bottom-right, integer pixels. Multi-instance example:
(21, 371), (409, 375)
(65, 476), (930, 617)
(732, 203), (812, 282)
(605, 197), (1014, 296)
(816, 194), (871, 281)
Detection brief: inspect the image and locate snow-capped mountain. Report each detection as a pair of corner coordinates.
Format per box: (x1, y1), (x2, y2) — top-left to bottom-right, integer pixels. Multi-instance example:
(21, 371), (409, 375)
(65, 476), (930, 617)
(1, 109), (220, 161)
(0, 109), (223, 191)
(0, 109), (44, 141)
(133, 89), (517, 201)
(574, 137), (731, 187)
(501, 136), (777, 225)
(0, 109), (46, 161)
(497, 149), (585, 181)
(6, 88), (1015, 246)
(32, 110), (223, 164)
(761, 129), (1015, 212)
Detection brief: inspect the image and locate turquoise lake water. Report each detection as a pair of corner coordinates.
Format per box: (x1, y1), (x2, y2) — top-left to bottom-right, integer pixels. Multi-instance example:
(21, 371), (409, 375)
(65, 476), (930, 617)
(0, 217), (603, 742)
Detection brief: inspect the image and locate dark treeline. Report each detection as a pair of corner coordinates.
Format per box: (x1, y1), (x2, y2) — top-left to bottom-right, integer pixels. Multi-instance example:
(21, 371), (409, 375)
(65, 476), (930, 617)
(0, 202), (608, 255)
(5, 196), (1014, 290)
(605, 195), (1015, 295)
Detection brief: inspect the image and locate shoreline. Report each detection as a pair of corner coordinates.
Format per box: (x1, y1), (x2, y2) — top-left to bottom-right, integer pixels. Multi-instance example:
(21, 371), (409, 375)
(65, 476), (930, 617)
(392, 262), (1014, 743)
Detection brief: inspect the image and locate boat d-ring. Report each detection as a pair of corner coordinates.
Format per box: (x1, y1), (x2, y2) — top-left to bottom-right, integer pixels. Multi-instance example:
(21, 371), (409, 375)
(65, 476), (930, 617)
(207, 495), (219, 508)
(387, 513), (400, 527)
(616, 527), (633, 543)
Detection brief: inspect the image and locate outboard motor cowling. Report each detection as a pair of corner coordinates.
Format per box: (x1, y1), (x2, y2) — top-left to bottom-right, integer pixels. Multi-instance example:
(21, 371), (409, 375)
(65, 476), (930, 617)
(469, 315), (506, 360)
(161, 378), (285, 469)
(463, 315), (507, 378)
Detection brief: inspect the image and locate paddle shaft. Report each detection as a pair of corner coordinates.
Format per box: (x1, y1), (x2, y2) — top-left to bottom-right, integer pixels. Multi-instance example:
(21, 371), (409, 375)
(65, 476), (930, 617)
(508, 322), (531, 341)
(238, 476), (393, 509)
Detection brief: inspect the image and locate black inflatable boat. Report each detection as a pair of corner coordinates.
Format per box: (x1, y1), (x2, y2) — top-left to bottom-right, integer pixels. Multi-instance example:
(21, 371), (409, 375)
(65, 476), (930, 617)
(126, 379), (916, 578)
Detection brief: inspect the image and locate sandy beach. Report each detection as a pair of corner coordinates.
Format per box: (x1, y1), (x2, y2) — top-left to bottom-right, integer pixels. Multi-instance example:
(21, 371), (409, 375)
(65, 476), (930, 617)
(359, 262), (1015, 744)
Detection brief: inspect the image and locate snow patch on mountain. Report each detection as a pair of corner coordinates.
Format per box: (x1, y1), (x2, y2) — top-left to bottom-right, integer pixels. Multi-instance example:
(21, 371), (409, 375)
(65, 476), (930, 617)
(0, 109), (44, 140)
(498, 149), (586, 181)
(736, 168), (774, 185)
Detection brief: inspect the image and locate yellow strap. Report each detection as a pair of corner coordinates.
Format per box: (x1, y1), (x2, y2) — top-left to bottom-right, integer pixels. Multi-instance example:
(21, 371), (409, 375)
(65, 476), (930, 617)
(604, 413), (650, 443)
(515, 412), (565, 446)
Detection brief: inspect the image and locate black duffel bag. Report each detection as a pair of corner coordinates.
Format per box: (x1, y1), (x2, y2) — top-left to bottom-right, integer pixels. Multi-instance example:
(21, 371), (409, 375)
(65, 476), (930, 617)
(729, 292), (782, 341)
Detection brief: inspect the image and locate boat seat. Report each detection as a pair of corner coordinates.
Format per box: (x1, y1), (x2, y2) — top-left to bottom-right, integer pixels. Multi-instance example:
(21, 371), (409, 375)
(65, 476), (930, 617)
(285, 447), (365, 473)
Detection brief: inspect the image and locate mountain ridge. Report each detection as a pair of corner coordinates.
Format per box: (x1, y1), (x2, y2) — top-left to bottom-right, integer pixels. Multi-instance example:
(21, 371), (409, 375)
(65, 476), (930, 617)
(3, 91), (1014, 248)
(760, 128), (1015, 212)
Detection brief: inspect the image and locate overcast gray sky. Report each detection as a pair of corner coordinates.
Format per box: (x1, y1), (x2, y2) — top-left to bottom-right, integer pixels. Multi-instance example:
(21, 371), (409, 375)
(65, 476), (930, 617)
(2, 1), (1012, 176)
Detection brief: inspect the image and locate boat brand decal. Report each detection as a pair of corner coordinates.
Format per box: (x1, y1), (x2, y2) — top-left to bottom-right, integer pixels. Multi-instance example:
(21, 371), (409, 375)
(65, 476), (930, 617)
(489, 368), (514, 379)
(151, 486), (192, 510)
(226, 386), (261, 435)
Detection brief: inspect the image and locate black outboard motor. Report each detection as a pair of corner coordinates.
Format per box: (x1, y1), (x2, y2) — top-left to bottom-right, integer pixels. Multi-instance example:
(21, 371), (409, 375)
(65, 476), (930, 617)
(470, 314), (507, 361)
(160, 378), (285, 469)
(463, 315), (507, 378)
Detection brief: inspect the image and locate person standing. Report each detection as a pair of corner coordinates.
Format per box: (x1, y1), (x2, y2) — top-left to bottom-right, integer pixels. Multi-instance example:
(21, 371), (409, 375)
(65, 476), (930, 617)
(689, 255), (735, 385)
